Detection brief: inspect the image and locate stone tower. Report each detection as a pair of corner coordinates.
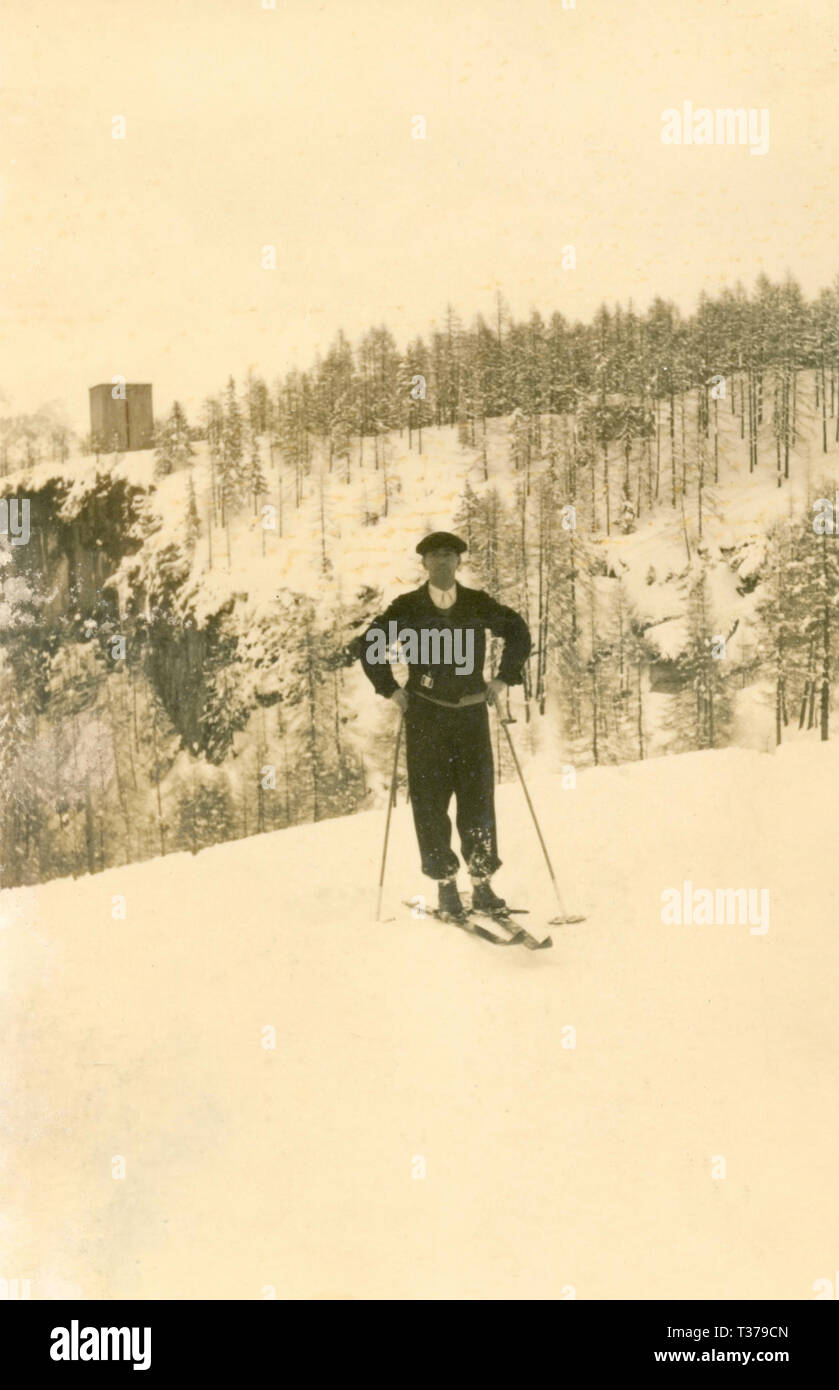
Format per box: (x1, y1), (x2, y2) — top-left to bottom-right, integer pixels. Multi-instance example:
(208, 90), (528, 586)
(89, 383), (154, 451)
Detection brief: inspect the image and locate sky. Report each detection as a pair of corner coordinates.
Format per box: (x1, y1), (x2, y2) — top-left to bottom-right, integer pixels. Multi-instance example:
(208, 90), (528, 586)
(2, 0), (839, 434)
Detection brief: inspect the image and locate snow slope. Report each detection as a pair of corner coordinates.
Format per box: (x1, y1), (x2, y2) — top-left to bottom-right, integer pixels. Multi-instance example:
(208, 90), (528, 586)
(2, 736), (837, 1300)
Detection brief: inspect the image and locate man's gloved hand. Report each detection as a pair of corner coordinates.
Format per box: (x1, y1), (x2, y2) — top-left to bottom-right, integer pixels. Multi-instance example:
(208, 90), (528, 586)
(390, 688), (410, 714)
(486, 679), (507, 708)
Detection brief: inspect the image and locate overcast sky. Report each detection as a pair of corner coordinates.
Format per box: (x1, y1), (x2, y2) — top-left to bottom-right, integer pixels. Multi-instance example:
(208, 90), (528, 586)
(2, 0), (838, 434)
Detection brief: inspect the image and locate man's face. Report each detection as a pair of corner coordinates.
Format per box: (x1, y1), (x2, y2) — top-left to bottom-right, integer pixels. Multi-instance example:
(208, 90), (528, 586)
(422, 547), (460, 588)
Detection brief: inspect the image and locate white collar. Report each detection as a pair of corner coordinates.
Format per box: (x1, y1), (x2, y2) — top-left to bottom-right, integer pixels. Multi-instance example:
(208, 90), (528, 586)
(428, 583), (456, 609)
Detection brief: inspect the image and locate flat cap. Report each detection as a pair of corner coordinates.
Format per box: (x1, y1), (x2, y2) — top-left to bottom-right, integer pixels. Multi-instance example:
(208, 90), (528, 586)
(416, 530), (467, 556)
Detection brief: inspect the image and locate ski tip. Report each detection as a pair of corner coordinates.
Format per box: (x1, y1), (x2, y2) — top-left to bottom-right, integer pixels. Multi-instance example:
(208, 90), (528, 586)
(548, 914), (586, 926)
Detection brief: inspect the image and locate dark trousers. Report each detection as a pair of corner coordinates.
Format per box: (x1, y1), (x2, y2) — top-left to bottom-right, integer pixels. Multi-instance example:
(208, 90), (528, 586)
(404, 695), (501, 881)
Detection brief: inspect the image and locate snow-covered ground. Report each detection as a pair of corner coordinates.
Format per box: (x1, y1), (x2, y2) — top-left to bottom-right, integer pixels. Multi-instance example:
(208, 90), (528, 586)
(2, 736), (837, 1299)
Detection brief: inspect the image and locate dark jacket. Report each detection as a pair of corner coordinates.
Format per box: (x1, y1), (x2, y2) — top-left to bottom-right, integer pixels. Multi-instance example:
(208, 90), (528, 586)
(360, 581), (531, 703)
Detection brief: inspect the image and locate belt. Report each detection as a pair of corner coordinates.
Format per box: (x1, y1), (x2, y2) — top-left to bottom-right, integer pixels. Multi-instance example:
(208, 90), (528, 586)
(411, 689), (488, 709)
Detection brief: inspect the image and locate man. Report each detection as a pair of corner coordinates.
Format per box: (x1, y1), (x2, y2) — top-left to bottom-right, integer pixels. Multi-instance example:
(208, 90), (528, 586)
(360, 530), (531, 920)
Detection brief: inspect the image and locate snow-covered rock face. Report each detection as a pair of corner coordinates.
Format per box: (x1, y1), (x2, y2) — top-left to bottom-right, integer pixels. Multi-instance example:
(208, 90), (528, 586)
(0, 565), (34, 632)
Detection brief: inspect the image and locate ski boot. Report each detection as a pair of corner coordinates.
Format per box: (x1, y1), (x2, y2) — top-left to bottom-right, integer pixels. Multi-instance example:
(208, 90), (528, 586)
(471, 878), (508, 917)
(438, 878), (466, 921)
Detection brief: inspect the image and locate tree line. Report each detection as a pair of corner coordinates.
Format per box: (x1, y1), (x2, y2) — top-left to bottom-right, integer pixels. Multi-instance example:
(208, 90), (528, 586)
(193, 273), (839, 496)
(6, 271), (839, 888)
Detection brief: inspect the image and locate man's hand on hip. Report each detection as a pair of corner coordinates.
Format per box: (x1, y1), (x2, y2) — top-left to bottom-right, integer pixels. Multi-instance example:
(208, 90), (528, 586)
(486, 679), (507, 708)
(390, 689), (410, 714)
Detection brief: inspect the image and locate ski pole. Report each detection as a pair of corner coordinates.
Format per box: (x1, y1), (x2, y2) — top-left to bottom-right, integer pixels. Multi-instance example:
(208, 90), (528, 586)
(495, 710), (583, 926)
(374, 713), (404, 921)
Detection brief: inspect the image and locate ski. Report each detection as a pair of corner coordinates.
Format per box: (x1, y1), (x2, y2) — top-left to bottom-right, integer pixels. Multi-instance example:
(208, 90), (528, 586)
(402, 901), (525, 946)
(468, 905), (553, 951)
(401, 900), (565, 951)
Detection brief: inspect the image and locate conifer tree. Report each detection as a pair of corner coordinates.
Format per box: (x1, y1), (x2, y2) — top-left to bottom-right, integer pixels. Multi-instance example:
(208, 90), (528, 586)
(154, 401), (194, 478)
(185, 471), (201, 555)
(220, 376), (244, 525)
(756, 521), (800, 744)
(244, 418), (269, 515)
(790, 485), (839, 740)
(668, 565), (733, 751)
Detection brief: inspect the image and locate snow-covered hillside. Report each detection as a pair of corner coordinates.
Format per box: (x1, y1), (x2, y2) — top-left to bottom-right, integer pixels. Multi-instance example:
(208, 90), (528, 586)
(3, 738), (837, 1299)
(5, 375), (839, 893)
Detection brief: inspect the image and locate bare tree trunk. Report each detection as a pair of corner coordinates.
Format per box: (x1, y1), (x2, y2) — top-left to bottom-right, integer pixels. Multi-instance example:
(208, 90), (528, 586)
(591, 665), (599, 765)
(333, 669), (343, 762)
(680, 492), (691, 564)
(669, 392), (676, 507)
(105, 683), (132, 861)
(83, 775), (96, 876)
(822, 533), (831, 741)
(151, 706), (166, 857)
